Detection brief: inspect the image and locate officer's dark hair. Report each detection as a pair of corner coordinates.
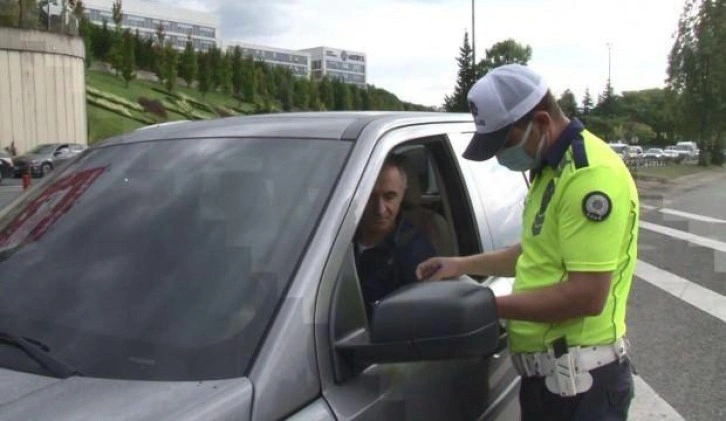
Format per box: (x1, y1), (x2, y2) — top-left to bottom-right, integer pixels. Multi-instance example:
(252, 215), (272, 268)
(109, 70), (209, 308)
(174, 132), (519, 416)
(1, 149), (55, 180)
(513, 90), (564, 129)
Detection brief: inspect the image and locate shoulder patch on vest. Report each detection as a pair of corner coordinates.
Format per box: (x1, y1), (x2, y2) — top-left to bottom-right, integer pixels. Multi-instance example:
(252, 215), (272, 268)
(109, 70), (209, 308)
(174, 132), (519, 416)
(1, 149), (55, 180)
(582, 191), (611, 222)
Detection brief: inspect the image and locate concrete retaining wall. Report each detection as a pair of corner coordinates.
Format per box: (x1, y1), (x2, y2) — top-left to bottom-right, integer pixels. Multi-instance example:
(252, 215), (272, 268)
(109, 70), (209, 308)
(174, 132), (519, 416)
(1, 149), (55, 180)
(0, 27), (87, 155)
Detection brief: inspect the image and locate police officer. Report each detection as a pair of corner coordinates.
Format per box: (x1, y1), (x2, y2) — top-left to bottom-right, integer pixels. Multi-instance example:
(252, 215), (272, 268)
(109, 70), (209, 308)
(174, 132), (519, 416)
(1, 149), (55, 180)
(416, 64), (639, 420)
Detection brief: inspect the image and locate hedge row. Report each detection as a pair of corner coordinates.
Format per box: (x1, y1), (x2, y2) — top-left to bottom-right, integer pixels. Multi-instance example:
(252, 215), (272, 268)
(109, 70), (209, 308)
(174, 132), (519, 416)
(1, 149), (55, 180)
(87, 86), (144, 112)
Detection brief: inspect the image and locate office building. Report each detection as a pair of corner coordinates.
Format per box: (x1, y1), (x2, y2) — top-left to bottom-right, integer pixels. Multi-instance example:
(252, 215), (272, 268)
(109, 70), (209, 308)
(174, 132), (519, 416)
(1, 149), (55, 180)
(225, 41), (310, 78)
(299, 46), (367, 86)
(82, 0), (220, 51)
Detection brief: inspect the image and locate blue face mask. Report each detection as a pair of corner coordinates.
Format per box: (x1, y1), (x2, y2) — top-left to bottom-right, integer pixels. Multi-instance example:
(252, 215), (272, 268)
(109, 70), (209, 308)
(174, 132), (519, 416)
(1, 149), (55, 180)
(496, 121), (546, 171)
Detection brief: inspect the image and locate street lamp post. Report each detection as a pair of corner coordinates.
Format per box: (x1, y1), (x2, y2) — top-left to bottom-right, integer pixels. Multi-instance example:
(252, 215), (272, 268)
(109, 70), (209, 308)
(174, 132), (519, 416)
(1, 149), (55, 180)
(607, 42), (612, 82)
(472, 0), (476, 72)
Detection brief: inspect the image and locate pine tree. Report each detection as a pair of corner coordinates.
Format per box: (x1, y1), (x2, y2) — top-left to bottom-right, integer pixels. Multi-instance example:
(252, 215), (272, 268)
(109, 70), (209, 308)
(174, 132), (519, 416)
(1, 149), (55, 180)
(231, 46), (244, 98)
(444, 31), (476, 112)
(120, 29), (136, 87)
(179, 35), (197, 87)
(582, 88), (594, 115)
(241, 57), (256, 101)
(197, 52), (211, 98)
(221, 52), (233, 94)
(162, 42), (178, 93)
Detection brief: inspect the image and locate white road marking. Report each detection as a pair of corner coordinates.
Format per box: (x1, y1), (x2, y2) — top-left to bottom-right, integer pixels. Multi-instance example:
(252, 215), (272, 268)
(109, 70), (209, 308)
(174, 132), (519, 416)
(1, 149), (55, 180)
(640, 220), (726, 253)
(640, 205), (726, 223)
(659, 208), (726, 223)
(630, 375), (686, 420)
(635, 260), (726, 323)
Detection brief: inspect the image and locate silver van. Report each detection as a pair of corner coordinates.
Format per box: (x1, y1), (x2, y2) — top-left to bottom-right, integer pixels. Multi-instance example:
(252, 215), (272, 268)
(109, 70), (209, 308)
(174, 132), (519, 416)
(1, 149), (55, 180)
(0, 112), (526, 420)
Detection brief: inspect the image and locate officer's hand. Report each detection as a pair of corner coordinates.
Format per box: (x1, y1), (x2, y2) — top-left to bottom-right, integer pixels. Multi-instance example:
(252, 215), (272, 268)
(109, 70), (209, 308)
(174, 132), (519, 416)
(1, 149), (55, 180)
(416, 257), (461, 282)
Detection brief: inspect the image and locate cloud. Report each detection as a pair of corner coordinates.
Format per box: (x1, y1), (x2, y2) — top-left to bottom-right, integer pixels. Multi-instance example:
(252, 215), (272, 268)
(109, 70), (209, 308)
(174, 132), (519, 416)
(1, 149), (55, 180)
(156, 0), (685, 107)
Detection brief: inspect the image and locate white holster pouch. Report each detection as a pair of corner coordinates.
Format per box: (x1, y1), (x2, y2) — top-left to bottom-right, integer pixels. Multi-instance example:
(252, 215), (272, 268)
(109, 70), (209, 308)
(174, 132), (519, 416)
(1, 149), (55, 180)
(511, 337), (629, 397)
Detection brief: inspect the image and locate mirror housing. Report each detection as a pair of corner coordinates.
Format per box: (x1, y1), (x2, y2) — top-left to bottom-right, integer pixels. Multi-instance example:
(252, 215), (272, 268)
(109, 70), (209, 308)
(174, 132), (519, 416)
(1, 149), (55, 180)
(335, 280), (500, 365)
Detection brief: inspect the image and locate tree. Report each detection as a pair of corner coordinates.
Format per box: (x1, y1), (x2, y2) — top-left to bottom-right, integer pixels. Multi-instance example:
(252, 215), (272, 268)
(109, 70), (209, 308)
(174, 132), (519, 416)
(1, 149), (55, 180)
(477, 38), (532, 77)
(294, 78), (310, 110)
(72, 0), (93, 68)
(668, 0), (726, 165)
(120, 29), (136, 87)
(333, 79), (352, 110)
(178, 35), (197, 87)
(351, 85), (363, 110)
(360, 87), (371, 110)
(309, 80), (323, 111)
(111, 0), (122, 28)
(595, 78), (618, 117)
(582, 88), (594, 115)
(557, 89), (578, 117)
(152, 23), (166, 82)
(231, 46), (244, 97)
(221, 52), (233, 94)
(241, 56), (256, 101)
(255, 66), (268, 97)
(162, 42), (178, 93)
(318, 77), (334, 110)
(278, 80), (293, 111)
(444, 31), (476, 112)
(197, 51), (211, 98)
(209, 47), (223, 91)
(106, 0), (124, 76)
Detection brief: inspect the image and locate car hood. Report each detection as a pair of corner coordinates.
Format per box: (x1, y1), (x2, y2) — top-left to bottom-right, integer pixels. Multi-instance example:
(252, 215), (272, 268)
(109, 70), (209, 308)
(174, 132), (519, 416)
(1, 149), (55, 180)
(0, 368), (253, 421)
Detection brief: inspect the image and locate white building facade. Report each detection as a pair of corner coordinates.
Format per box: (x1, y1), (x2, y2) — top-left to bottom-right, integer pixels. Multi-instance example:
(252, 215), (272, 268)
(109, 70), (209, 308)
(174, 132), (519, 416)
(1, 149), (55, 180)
(82, 0), (220, 51)
(299, 46), (367, 86)
(224, 41), (311, 78)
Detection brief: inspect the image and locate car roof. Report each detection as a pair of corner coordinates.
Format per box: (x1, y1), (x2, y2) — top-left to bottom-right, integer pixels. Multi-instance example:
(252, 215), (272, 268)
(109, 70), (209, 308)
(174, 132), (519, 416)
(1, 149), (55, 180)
(96, 112), (474, 147)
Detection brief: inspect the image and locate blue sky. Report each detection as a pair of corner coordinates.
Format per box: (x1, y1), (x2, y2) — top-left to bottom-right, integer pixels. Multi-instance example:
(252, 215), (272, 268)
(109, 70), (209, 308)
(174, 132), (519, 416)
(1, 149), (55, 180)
(160, 0), (685, 108)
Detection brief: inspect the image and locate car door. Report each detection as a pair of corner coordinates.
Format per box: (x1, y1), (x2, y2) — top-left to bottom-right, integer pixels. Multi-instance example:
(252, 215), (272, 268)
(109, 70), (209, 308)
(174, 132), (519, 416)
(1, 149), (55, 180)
(53, 144), (73, 163)
(314, 123), (519, 421)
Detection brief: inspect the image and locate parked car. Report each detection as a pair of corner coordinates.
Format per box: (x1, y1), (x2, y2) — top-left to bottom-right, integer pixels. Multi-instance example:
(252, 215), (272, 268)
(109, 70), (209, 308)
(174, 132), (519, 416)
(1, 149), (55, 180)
(643, 148), (665, 159)
(609, 143), (630, 159)
(0, 112), (527, 420)
(671, 141), (700, 159)
(628, 145), (644, 159)
(12, 143), (87, 178)
(0, 151), (13, 184)
(662, 147), (680, 160)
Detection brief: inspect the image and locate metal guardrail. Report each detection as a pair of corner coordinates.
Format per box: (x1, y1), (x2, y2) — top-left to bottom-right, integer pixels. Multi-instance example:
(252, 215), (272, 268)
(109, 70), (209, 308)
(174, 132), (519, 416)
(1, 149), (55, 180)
(625, 157), (675, 181)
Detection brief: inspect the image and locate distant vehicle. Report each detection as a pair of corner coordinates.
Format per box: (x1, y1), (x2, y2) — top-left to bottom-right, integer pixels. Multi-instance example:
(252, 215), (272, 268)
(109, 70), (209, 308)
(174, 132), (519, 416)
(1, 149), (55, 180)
(663, 146), (680, 159)
(628, 146), (644, 159)
(12, 143), (87, 178)
(609, 143), (630, 159)
(643, 148), (665, 159)
(672, 141), (699, 159)
(0, 151), (13, 184)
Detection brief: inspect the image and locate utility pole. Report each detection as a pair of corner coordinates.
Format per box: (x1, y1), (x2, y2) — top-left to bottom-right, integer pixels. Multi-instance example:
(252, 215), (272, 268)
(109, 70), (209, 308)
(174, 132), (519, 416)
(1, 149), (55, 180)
(607, 42), (612, 82)
(471, 0), (476, 73)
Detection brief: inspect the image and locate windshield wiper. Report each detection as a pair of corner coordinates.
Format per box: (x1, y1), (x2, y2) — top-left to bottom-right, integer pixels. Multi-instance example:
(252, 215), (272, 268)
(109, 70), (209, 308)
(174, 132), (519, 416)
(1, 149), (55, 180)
(0, 332), (82, 378)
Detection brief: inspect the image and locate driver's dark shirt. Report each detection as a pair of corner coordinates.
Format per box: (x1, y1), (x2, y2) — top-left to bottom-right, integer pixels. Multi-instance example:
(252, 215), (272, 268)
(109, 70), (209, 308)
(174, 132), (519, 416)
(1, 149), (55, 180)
(354, 216), (436, 317)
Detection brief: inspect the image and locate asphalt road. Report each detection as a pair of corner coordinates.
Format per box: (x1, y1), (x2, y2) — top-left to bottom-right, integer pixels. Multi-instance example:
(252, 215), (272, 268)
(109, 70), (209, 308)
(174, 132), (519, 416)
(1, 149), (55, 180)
(630, 170), (726, 421)
(1, 169), (725, 420)
(0, 177), (22, 209)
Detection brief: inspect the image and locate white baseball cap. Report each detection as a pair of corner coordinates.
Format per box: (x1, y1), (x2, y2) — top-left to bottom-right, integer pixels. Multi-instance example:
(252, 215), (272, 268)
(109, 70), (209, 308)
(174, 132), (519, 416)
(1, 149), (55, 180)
(463, 64), (549, 161)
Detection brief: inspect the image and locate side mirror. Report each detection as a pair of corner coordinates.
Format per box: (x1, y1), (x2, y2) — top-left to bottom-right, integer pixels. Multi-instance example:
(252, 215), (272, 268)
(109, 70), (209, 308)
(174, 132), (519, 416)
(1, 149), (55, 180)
(335, 280), (500, 365)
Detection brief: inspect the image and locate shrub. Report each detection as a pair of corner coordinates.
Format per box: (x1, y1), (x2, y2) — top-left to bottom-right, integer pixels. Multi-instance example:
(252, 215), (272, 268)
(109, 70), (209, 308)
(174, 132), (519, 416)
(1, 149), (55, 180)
(138, 97), (168, 119)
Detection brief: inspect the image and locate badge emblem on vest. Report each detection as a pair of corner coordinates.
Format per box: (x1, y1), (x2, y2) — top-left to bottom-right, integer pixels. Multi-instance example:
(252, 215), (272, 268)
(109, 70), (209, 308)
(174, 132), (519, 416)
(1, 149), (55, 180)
(582, 191), (612, 222)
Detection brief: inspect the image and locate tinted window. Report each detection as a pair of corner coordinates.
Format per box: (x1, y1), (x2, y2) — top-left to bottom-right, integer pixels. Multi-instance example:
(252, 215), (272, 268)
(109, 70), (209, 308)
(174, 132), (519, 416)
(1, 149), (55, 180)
(29, 144), (57, 154)
(0, 137), (350, 380)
